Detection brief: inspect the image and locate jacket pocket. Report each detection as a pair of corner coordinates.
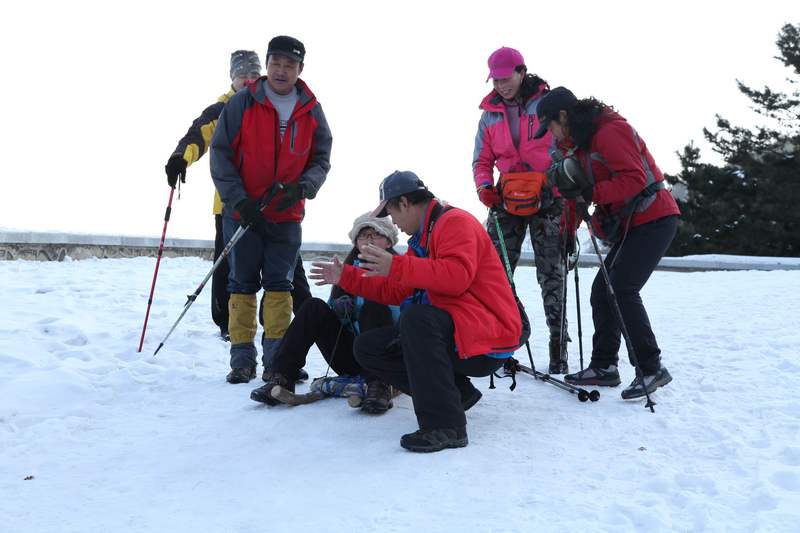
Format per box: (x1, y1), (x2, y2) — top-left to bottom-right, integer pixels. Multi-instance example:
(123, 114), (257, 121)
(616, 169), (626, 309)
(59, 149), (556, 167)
(289, 121), (311, 155)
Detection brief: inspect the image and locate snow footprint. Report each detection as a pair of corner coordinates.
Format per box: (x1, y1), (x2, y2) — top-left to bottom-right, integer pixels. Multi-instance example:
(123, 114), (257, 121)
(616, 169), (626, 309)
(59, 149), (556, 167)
(778, 447), (800, 467)
(64, 333), (89, 347)
(674, 472), (718, 496)
(769, 470), (800, 492)
(746, 489), (779, 512)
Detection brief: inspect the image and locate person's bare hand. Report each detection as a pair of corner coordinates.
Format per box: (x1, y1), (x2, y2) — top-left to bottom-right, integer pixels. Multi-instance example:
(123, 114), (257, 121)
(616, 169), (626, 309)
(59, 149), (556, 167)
(358, 244), (393, 277)
(310, 256), (343, 286)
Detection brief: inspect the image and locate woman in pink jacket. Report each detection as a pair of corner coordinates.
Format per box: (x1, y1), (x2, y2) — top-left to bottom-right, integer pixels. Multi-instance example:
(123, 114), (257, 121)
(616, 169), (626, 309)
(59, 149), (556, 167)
(472, 46), (570, 374)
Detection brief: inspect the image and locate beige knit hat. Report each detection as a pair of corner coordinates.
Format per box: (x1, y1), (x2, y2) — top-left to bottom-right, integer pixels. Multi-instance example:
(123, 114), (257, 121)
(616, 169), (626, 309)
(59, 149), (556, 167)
(348, 211), (399, 247)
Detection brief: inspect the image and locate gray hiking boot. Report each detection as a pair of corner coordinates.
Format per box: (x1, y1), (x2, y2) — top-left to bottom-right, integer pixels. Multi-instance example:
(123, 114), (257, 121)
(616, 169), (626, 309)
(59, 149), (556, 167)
(621, 367), (673, 399)
(564, 365), (621, 387)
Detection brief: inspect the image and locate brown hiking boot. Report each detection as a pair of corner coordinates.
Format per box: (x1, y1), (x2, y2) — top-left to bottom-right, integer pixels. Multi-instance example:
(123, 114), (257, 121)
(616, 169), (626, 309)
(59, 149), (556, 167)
(361, 380), (393, 414)
(226, 366), (256, 384)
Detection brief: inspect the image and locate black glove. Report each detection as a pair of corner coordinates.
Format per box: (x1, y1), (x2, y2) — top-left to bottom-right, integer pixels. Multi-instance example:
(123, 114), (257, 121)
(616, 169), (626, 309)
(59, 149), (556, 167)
(331, 295), (354, 320)
(558, 182), (594, 203)
(165, 155), (187, 188)
(276, 183), (305, 212)
(234, 198), (263, 228)
(552, 155), (592, 201)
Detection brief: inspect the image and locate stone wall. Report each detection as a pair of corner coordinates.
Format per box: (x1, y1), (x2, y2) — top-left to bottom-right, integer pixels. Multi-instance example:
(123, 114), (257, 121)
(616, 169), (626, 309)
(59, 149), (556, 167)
(1, 231), (798, 271)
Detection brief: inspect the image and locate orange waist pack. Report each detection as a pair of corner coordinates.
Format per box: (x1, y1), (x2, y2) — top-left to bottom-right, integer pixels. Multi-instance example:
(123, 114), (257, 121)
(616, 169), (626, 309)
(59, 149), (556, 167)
(499, 171), (547, 216)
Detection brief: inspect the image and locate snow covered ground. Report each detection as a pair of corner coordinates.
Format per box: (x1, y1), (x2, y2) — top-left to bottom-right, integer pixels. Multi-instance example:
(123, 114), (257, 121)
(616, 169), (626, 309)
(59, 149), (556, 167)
(1, 257), (799, 532)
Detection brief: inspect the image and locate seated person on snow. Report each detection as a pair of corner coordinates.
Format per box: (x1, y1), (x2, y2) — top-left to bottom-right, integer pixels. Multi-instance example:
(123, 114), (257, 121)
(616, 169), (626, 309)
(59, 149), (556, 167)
(310, 171), (522, 453)
(251, 212), (400, 413)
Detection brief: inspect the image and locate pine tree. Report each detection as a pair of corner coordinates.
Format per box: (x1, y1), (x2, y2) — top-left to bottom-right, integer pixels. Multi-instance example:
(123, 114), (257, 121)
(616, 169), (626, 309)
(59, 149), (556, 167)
(667, 23), (800, 257)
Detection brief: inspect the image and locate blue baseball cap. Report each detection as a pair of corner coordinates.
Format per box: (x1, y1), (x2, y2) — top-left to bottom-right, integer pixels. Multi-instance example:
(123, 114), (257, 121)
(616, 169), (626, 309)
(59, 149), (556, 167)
(371, 170), (428, 217)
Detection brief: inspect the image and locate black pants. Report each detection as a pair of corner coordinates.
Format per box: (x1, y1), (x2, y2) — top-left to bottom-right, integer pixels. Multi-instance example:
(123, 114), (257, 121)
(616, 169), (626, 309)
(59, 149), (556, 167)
(272, 297), (368, 378)
(590, 215), (678, 374)
(354, 305), (503, 430)
(212, 215), (312, 332)
(211, 214), (230, 334)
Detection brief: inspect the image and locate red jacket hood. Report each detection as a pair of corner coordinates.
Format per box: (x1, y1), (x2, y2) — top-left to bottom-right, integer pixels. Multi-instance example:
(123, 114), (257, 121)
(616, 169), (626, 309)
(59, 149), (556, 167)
(594, 108), (627, 129)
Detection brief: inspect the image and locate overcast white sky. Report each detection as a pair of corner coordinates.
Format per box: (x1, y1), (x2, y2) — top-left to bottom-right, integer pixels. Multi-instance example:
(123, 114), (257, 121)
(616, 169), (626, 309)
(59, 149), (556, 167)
(1, 0), (796, 243)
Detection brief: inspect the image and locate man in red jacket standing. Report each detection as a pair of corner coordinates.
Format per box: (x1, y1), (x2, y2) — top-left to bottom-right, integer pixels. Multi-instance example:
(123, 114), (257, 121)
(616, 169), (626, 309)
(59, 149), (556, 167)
(310, 171), (522, 453)
(211, 36), (332, 385)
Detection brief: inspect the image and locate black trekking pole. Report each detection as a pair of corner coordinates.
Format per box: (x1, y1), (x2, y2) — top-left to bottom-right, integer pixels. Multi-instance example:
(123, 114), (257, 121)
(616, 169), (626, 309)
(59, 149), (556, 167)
(489, 209), (598, 403)
(564, 201), (585, 371)
(573, 238), (585, 371)
(558, 218), (570, 372)
(507, 357), (598, 402)
(576, 200), (656, 412)
(152, 183), (283, 356)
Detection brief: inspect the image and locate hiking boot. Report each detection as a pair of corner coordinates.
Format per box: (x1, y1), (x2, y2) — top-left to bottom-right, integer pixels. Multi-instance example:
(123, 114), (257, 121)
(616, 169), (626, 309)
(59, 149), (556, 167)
(226, 366), (256, 384)
(461, 388), (482, 411)
(361, 380), (393, 414)
(262, 367), (309, 383)
(400, 426), (468, 453)
(621, 367), (672, 400)
(455, 376), (482, 411)
(549, 337), (569, 374)
(564, 365), (621, 387)
(250, 372), (294, 405)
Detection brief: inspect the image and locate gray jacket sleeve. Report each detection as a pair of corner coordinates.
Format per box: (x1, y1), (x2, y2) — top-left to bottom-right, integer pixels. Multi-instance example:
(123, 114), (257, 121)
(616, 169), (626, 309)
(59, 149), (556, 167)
(210, 92), (248, 211)
(299, 102), (332, 199)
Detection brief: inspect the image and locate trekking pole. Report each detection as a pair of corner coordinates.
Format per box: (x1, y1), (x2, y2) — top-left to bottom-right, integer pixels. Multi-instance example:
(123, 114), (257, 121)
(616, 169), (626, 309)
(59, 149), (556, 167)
(558, 221), (570, 371)
(573, 238), (585, 371)
(490, 210), (598, 402)
(508, 358), (598, 402)
(322, 320), (347, 378)
(489, 209), (535, 372)
(137, 187), (176, 352)
(576, 200), (656, 412)
(153, 183), (283, 356)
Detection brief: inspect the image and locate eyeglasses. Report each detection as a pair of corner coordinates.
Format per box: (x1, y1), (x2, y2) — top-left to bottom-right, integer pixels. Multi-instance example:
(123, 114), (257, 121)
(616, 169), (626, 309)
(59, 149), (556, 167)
(356, 231), (388, 242)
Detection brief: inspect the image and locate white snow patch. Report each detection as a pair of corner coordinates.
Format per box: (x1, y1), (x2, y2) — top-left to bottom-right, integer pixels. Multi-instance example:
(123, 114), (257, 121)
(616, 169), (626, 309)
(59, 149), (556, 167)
(1, 257), (799, 532)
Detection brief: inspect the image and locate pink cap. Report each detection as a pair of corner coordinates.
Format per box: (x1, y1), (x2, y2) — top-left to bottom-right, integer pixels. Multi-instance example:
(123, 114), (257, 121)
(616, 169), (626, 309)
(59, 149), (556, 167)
(487, 46), (525, 81)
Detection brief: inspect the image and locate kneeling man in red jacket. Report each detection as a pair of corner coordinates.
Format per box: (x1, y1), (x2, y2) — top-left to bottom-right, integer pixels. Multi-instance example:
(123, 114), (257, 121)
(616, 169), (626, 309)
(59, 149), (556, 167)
(310, 170), (522, 453)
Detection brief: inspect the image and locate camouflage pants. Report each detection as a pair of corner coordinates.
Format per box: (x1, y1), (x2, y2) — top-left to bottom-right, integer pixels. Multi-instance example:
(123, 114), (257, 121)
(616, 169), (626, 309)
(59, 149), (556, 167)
(487, 202), (566, 338)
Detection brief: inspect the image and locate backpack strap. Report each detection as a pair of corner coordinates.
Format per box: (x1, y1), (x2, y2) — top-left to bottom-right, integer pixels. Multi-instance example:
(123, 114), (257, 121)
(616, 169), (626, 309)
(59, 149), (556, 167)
(410, 202), (453, 304)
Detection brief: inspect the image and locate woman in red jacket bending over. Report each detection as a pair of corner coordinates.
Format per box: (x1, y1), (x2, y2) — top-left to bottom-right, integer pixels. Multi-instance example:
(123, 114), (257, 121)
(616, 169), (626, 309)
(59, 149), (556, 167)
(533, 87), (680, 400)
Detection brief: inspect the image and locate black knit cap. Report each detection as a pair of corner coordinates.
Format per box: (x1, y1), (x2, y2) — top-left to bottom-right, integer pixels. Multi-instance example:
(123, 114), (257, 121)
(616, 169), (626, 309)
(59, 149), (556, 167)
(533, 86), (578, 139)
(229, 50), (261, 79)
(267, 35), (305, 63)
